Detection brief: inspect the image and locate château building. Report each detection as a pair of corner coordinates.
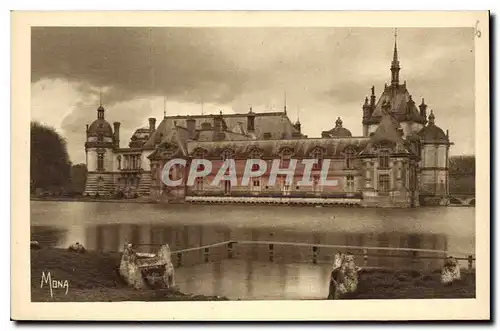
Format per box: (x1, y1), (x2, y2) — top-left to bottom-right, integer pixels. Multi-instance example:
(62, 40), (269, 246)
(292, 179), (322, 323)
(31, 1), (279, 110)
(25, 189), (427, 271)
(84, 36), (452, 207)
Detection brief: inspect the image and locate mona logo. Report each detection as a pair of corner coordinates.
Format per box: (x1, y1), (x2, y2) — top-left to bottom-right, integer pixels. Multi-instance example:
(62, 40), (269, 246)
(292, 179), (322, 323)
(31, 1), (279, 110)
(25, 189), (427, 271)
(40, 271), (69, 298)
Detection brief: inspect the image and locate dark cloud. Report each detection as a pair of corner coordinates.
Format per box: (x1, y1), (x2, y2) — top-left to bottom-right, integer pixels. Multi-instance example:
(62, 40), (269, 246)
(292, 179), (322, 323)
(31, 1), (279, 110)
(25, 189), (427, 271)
(31, 27), (475, 163)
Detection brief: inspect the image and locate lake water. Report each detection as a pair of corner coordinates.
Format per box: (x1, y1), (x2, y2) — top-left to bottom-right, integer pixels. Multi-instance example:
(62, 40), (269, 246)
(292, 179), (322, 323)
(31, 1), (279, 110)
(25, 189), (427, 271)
(30, 201), (475, 300)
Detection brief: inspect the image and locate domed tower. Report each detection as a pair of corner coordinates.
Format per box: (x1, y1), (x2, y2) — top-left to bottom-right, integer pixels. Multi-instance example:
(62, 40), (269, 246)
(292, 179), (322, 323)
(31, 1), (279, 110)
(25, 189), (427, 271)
(321, 117), (352, 138)
(84, 104), (117, 196)
(417, 110), (453, 204)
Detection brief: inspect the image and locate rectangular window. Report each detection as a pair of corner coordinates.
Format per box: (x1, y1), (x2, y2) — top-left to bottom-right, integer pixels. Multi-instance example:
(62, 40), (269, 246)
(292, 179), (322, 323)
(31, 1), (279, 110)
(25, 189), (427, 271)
(252, 179), (261, 192)
(346, 175), (355, 192)
(378, 174), (390, 193)
(379, 150), (390, 169)
(196, 178), (204, 192)
(313, 175), (321, 193)
(224, 180), (231, 195)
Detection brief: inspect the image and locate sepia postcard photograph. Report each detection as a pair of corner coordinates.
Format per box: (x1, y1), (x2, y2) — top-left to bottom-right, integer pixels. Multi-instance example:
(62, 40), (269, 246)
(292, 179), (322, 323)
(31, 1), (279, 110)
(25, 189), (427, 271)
(11, 10), (490, 321)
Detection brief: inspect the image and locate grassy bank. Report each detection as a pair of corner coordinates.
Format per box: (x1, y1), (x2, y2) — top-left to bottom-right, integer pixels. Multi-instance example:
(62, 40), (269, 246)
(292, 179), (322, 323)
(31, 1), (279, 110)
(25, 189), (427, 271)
(31, 247), (475, 301)
(31, 248), (227, 302)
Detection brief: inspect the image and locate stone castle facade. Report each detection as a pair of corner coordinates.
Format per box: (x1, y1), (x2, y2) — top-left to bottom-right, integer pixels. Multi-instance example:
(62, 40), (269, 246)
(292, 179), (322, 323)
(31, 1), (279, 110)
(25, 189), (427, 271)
(84, 37), (452, 207)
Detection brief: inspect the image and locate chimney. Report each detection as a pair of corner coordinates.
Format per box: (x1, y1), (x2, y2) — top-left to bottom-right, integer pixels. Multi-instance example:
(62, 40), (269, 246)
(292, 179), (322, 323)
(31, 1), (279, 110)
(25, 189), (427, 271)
(113, 122), (120, 148)
(148, 117), (156, 132)
(214, 115), (223, 132)
(247, 107), (255, 132)
(186, 117), (196, 139)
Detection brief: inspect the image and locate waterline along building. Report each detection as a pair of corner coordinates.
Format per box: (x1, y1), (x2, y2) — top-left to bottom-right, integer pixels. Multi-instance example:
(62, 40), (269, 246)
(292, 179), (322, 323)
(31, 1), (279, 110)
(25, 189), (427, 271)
(84, 36), (452, 207)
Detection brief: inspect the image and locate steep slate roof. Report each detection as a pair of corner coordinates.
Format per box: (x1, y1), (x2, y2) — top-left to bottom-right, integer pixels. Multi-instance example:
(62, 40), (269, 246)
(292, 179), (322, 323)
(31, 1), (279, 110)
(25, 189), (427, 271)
(187, 137), (369, 159)
(143, 111), (303, 149)
(361, 111), (410, 155)
(369, 84), (426, 124)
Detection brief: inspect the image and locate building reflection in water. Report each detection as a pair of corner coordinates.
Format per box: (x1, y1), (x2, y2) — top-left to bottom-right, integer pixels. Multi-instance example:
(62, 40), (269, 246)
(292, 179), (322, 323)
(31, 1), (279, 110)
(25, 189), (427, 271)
(31, 222), (461, 300)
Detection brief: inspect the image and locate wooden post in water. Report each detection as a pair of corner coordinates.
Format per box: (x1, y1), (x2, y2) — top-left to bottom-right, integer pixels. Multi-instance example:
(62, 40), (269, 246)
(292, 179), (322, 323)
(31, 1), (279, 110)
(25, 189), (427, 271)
(204, 247), (209, 263)
(412, 250), (418, 268)
(468, 255), (473, 272)
(176, 252), (182, 268)
(228, 242), (233, 259)
(312, 246), (318, 264)
(269, 244), (274, 262)
(363, 248), (368, 266)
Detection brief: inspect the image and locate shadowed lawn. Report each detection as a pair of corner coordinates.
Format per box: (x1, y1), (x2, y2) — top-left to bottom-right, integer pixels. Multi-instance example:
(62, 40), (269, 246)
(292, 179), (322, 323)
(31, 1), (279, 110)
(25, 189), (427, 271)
(345, 268), (475, 299)
(31, 248), (228, 302)
(31, 248), (475, 301)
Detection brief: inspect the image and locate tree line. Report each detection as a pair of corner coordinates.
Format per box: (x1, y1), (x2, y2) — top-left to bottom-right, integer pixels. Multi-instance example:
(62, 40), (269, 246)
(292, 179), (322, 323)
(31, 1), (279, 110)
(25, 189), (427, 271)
(30, 121), (87, 195)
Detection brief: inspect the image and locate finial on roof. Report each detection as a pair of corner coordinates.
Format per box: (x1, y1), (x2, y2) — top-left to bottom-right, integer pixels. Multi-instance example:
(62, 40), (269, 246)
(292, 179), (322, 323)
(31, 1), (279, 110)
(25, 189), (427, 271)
(420, 98), (426, 106)
(99, 88), (102, 107)
(163, 96), (167, 118)
(335, 117), (343, 128)
(371, 86), (375, 96)
(284, 90), (287, 114)
(409, 95), (413, 102)
(428, 109), (435, 125)
(364, 96), (369, 105)
(219, 110), (223, 115)
(390, 28), (401, 86)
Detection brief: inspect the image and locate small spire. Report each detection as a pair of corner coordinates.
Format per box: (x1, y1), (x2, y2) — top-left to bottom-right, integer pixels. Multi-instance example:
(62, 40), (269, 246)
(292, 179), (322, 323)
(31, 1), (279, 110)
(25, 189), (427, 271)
(220, 110), (223, 115)
(163, 96), (167, 118)
(371, 86), (375, 96)
(335, 117), (342, 128)
(99, 88), (102, 107)
(364, 96), (369, 106)
(420, 98), (426, 106)
(284, 90), (287, 114)
(390, 28), (401, 86)
(296, 104), (300, 124)
(428, 109), (435, 125)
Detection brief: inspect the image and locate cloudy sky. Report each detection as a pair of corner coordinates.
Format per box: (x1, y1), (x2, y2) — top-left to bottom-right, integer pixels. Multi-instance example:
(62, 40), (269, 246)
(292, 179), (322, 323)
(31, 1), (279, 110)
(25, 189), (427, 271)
(31, 27), (475, 164)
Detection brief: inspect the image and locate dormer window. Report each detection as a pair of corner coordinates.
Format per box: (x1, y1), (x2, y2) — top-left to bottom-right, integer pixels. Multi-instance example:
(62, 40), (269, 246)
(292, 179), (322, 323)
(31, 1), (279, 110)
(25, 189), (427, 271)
(345, 148), (356, 169)
(221, 149), (234, 161)
(378, 149), (390, 169)
(279, 148), (293, 168)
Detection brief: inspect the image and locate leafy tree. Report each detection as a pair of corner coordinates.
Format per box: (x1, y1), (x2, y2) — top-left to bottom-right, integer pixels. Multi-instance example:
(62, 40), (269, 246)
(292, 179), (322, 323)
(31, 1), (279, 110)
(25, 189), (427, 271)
(69, 163), (87, 194)
(448, 155), (475, 195)
(30, 121), (71, 193)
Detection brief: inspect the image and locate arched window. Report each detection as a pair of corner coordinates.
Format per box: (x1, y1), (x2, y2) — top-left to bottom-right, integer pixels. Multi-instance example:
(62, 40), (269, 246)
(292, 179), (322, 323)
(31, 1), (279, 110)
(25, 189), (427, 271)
(279, 147), (293, 168)
(311, 147), (323, 170)
(117, 155), (121, 170)
(97, 133), (104, 142)
(249, 148), (263, 171)
(221, 149), (234, 161)
(97, 153), (104, 171)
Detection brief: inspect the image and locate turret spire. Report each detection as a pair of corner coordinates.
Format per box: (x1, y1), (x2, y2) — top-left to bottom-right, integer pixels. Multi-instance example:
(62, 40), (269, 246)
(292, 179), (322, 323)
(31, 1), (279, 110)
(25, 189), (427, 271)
(163, 96), (167, 118)
(390, 28), (400, 87)
(284, 90), (287, 114)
